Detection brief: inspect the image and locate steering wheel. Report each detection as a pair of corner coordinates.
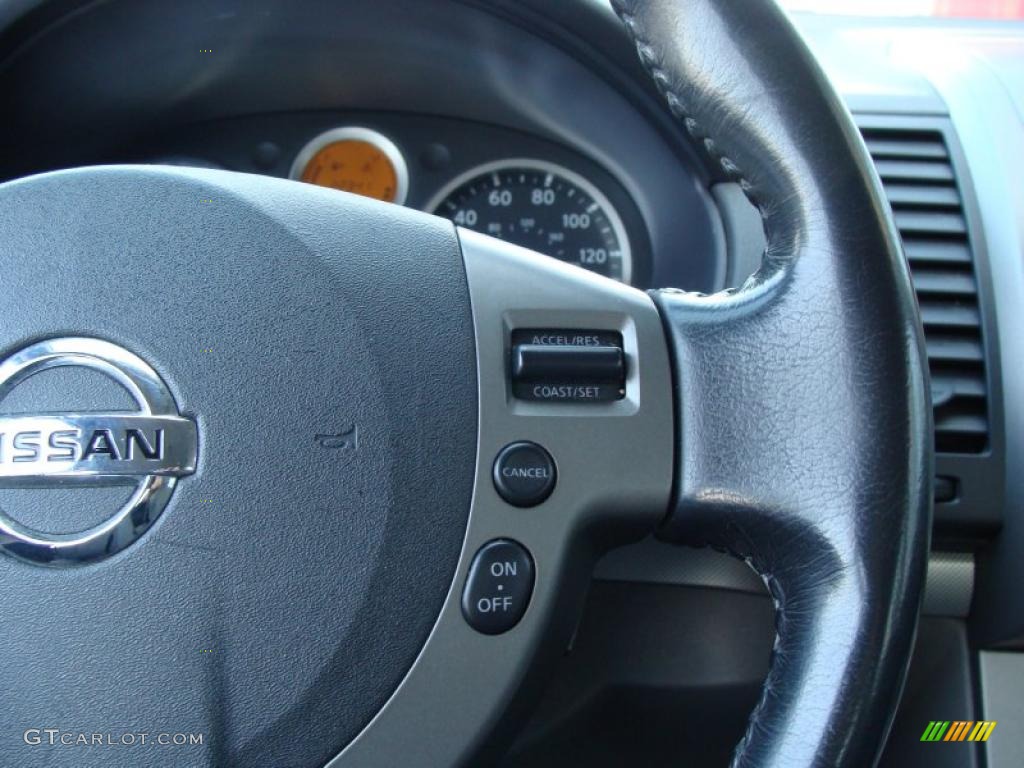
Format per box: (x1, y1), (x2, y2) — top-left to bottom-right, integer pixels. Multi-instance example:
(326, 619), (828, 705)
(0, 0), (930, 766)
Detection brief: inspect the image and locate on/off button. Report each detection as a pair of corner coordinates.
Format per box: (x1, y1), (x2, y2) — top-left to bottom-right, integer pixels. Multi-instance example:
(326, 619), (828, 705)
(462, 539), (535, 635)
(492, 442), (556, 507)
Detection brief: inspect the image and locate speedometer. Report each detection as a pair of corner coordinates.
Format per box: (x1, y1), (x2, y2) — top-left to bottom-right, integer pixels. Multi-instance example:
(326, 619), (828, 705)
(426, 160), (632, 283)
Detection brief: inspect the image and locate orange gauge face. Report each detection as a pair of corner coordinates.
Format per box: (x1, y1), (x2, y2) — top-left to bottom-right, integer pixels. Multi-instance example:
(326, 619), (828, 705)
(298, 138), (403, 202)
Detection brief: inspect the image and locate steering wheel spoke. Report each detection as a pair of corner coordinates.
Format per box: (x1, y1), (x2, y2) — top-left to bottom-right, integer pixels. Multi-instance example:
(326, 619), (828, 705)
(337, 226), (675, 765)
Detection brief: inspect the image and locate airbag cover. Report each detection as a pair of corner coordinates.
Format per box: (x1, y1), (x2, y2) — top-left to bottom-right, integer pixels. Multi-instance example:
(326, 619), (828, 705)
(0, 166), (477, 767)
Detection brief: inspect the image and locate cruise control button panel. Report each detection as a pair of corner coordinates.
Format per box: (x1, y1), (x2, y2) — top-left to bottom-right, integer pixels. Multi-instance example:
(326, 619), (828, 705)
(493, 441), (556, 507)
(461, 539), (535, 635)
(510, 328), (625, 402)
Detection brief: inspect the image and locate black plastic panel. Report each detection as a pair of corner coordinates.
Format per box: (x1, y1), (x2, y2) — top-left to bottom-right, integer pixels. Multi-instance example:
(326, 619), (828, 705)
(499, 582), (981, 768)
(499, 582), (772, 768)
(880, 620), (982, 768)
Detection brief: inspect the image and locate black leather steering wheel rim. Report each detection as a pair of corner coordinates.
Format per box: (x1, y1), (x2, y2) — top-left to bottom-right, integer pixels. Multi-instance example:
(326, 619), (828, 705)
(612, 0), (933, 766)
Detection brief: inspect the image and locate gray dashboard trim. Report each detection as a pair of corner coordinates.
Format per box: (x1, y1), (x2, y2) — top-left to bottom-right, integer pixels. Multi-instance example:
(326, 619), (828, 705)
(712, 182), (766, 289)
(979, 652), (1024, 767)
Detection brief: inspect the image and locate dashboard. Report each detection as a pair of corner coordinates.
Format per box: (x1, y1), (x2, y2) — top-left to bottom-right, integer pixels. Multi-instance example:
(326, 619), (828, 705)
(0, 1), (1022, 766)
(0, 0), (727, 294)
(141, 112), (653, 285)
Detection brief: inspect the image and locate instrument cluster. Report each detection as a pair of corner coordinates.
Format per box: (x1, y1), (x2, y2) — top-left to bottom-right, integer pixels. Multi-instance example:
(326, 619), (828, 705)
(146, 113), (658, 286)
(285, 125), (634, 282)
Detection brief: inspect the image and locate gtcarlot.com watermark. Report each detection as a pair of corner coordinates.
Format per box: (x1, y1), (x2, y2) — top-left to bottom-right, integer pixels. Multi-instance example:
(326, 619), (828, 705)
(23, 729), (204, 748)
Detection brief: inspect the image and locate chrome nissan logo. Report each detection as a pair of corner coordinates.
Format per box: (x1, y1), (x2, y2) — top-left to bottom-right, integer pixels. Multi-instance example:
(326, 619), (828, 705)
(0, 338), (197, 566)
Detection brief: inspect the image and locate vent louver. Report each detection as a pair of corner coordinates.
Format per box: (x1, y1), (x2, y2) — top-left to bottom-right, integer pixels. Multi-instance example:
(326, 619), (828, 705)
(861, 127), (989, 454)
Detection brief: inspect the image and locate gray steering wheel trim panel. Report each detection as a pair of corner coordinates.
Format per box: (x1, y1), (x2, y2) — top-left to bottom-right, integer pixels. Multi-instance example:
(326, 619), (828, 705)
(612, 0), (932, 766)
(332, 229), (675, 766)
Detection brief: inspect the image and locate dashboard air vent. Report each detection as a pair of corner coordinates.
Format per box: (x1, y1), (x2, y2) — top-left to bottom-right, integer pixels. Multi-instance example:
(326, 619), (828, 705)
(861, 127), (989, 454)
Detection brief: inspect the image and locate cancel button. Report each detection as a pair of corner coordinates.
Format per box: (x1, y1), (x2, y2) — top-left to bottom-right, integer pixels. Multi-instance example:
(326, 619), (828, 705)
(492, 441), (556, 507)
